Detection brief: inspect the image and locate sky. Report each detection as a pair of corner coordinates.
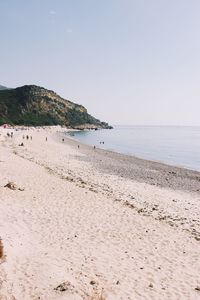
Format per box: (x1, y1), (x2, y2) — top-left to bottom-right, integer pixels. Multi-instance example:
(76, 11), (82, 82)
(1, 0), (200, 126)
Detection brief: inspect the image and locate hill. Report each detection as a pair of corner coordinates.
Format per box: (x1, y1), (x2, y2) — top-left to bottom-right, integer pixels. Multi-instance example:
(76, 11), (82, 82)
(0, 85), (9, 90)
(0, 85), (112, 128)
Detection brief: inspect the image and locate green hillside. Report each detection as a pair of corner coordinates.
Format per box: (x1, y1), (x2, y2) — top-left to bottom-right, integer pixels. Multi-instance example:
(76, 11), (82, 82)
(0, 85), (112, 128)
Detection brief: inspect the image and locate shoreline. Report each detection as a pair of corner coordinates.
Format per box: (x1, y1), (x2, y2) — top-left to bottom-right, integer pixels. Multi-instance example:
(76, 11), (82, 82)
(64, 129), (200, 173)
(1, 126), (200, 299)
(57, 131), (200, 194)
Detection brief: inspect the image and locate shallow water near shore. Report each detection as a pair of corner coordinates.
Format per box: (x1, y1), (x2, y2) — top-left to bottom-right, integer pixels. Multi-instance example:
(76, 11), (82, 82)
(68, 125), (200, 171)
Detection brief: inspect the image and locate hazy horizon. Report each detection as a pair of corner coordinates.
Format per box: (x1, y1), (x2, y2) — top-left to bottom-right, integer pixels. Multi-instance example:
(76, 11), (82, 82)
(1, 0), (200, 126)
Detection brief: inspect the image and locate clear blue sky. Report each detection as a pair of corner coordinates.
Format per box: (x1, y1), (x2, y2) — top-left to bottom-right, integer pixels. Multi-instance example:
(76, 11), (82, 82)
(1, 0), (200, 125)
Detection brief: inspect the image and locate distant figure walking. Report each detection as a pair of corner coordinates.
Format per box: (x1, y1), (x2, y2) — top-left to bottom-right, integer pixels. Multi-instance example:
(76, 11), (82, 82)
(23, 135), (25, 139)
(93, 146), (96, 150)
(30, 136), (32, 140)
(62, 138), (64, 142)
(78, 145), (80, 148)
(26, 135), (29, 140)
(46, 137), (48, 141)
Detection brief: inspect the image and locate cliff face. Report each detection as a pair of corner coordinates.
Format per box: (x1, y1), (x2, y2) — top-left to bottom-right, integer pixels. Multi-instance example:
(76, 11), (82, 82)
(0, 85), (112, 128)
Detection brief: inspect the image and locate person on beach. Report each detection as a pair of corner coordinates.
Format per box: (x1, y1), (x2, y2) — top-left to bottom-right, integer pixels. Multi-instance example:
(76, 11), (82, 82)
(62, 138), (64, 142)
(78, 145), (80, 148)
(46, 137), (47, 141)
(26, 135), (29, 140)
(93, 146), (96, 149)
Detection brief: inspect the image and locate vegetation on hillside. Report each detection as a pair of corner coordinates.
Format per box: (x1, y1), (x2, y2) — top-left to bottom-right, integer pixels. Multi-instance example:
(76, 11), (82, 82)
(0, 85), (112, 128)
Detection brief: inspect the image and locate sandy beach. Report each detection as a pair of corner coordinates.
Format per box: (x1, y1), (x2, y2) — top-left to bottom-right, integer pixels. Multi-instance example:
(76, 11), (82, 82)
(1, 126), (200, 300)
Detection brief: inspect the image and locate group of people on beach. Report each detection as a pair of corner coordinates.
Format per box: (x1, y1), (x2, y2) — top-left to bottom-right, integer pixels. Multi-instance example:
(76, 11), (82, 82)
(18, 134), (33, 146)
(23, 135), (32, 140)
(7, 130), (101, 151)
(7, 132), (14, 138)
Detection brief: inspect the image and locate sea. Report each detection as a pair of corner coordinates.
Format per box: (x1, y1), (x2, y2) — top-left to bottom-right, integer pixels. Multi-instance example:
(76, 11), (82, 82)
(68, 125), (200, 171)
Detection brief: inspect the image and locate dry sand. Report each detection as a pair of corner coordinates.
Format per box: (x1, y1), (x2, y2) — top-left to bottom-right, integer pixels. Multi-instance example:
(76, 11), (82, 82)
(0, 126), (200, 300)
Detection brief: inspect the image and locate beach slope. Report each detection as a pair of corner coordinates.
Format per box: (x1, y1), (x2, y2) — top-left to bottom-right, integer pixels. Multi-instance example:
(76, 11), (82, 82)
(0, 127), (200, 299)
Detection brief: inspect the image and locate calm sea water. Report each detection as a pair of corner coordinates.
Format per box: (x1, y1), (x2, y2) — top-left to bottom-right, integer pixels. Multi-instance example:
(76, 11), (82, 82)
(69, 126), (200, 171)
